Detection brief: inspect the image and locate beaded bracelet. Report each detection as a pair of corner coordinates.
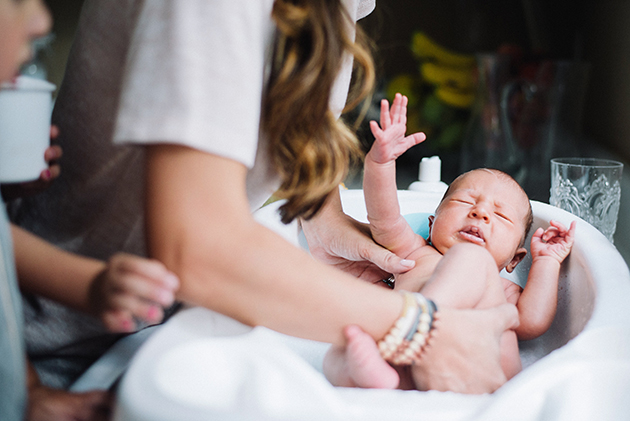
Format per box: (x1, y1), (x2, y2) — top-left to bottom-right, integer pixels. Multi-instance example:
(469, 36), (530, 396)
(377, 291), (437, 365)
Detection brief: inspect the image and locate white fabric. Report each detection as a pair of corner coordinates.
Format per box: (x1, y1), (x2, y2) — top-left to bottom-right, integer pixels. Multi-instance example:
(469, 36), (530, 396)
(114, 307), (630, 421)
(115, 0), (276, 170)
(109, 192), (630, 421)
(357, 0), (376, 20)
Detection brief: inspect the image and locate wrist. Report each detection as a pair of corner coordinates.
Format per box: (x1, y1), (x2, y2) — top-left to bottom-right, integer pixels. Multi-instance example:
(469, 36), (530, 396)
(377, 291), (438, 365)
(85, 262), (109, 316)
(531, 254), (563, 267)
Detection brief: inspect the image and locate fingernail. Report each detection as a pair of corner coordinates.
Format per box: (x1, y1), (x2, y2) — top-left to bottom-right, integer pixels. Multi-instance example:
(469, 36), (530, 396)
(121, 318), (134, 332)
(147, 306), (159, 321)
(400, 259), (415, 268)
(44, 169), (51, 180)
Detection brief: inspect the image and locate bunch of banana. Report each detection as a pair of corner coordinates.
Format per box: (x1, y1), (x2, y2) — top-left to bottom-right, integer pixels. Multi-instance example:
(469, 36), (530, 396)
(411, 32), (476, 109)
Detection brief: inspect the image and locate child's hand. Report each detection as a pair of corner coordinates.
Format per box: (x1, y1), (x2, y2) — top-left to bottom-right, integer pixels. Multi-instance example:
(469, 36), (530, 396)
(530, 220), (576, 263)
(368, 93), (426, 164)
(1, 125), (62, 201)
(88, 253), (180, 333)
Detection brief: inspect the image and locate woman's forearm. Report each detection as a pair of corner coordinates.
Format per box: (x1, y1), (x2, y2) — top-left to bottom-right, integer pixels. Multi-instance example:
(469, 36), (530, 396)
(11, 224), (105, 313)
(145, 145), (403, 345)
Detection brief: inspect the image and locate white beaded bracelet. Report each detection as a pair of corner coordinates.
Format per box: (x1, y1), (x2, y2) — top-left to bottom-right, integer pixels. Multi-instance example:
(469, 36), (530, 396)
(377, 291), (437, 365)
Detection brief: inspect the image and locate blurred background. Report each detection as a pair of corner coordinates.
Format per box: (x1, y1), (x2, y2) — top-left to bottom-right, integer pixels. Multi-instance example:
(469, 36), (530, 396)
(37, 0), (630, 263)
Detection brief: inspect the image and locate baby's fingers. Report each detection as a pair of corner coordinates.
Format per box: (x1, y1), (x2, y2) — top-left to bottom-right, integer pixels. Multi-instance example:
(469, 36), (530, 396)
(545, 220), (576, 242)
(380, 99), (392, 129)
(531, 227), (545, 241)
(369, 120), (383, 139)
(541, 227), (559, 243)
(391, 93), (408, 125)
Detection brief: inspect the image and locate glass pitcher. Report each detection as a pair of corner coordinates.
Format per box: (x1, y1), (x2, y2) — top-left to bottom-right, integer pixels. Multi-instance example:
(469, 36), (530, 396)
(460, 53), (590, 202)
(459, 54), (523, 181)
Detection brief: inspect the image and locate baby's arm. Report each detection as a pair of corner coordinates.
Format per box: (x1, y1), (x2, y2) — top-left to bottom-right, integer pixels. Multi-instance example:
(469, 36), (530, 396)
(364, 93), (426, 256)
(12, 224), (179, 332)
(515, 220), (576, 340)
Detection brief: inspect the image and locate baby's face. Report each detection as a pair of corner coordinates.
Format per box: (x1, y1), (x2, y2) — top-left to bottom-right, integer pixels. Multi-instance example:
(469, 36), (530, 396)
(0, 0), (51, 82)
(430, 169), (529, 271)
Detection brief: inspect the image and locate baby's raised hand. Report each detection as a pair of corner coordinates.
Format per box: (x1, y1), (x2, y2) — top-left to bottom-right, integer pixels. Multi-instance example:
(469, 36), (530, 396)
(88, 253), (179, 332)
(530, 220), (576, 263)
(368, 93), (426, 164)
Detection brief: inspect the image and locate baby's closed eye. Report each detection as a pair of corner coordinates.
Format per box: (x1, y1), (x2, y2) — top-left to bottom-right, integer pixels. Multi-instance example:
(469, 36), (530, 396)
(494, 211), (511, 222)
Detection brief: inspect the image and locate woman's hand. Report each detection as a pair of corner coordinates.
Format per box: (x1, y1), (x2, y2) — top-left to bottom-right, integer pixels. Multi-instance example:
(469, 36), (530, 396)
(300, 189), (415, 283)
(411, 304), (520, 394)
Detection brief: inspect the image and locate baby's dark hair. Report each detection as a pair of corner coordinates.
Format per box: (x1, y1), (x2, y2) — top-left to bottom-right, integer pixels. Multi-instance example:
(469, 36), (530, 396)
(440, 168), (534, 247)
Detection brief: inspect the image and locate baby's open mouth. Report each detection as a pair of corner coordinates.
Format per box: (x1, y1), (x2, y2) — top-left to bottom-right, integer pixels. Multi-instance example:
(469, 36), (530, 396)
(459, 226), (485, 245)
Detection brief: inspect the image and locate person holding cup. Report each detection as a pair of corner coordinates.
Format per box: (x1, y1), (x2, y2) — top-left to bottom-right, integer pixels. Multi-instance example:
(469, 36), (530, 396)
(1, 1), (184, 420)
(12, 0), (519, 395)
(0, 1), (53, 418)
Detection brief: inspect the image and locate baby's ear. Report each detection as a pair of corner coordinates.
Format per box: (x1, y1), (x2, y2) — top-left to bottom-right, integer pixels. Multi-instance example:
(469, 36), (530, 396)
(506, 247), (527, 273)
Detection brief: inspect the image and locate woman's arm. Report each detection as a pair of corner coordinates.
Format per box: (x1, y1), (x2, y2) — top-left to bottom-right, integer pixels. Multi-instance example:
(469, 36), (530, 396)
(144, 144), (403, 344)
(145, 144), (521, 392)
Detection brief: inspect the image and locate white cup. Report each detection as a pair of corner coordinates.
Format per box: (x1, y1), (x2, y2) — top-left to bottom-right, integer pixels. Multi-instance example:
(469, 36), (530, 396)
(0, 76), (56, 183)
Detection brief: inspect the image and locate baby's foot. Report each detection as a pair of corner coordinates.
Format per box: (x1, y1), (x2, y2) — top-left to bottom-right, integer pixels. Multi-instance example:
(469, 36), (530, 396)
(343, 325), (399, 389)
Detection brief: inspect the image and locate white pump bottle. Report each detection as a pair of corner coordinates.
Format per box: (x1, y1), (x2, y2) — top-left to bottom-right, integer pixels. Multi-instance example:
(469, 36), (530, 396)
(407, 156), (448, 196)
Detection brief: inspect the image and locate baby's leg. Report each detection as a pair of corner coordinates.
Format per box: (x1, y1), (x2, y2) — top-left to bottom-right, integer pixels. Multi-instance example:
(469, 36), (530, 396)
(501, 329), (522, 380)
(417, 244), (521, 382)
(420, 243), (505, 309)
(323, 325), (400, 389)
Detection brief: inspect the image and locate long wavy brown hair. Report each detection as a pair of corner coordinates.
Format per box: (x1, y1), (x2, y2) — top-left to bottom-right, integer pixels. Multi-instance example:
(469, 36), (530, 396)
(263, 0), (375, 223)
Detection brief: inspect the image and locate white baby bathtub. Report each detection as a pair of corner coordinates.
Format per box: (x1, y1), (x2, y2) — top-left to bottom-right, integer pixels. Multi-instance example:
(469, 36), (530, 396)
(106, 190), (630, 421)
(335, 190), (613, 371)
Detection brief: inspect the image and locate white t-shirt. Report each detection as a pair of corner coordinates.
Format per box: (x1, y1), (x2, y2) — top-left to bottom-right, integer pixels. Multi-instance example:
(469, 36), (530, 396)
(12, 0), (375, 388)
(115, 0), (375, 210)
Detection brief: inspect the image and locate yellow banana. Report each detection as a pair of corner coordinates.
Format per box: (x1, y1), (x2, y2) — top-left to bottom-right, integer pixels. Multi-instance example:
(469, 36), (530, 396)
(411, 31), (475, 68)
(420, 62), (474, 91)
(435, 85), (475, 108)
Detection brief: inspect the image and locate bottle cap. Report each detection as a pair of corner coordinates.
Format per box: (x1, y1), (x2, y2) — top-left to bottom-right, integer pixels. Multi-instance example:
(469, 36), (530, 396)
(419, 156), (442, 182)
